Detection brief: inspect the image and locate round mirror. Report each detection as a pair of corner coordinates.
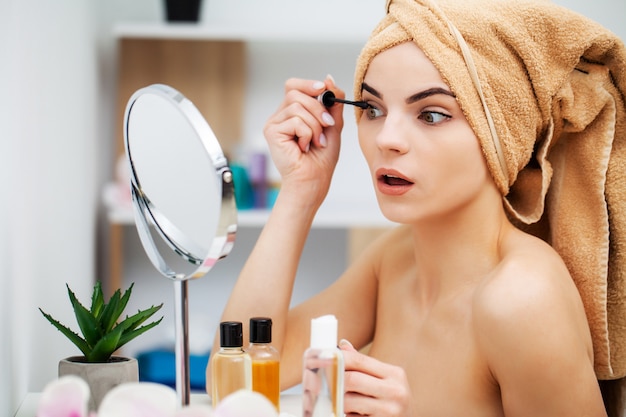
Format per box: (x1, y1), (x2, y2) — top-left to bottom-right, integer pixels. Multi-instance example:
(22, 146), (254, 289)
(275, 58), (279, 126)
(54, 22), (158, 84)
(124, 84), (237, 406)
(124, 83), (237, 281)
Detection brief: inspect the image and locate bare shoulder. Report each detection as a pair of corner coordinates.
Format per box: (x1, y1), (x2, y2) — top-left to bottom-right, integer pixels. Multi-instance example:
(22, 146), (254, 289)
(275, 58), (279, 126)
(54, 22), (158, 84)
(474, 231), (585, 323)
(472, 230), (600, 414)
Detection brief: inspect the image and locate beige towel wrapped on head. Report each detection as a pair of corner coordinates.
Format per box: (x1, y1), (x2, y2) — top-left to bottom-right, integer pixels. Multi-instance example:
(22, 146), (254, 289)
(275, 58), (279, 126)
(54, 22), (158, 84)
(354, 0), (626, 379)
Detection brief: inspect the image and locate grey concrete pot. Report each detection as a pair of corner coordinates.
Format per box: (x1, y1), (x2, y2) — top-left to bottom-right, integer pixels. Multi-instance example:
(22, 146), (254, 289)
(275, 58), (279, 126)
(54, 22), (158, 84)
(58, 355), (139, 411)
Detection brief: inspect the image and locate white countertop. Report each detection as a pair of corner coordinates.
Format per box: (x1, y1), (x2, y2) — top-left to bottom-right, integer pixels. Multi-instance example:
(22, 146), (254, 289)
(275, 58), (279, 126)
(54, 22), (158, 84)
(15, 393), (302, 417)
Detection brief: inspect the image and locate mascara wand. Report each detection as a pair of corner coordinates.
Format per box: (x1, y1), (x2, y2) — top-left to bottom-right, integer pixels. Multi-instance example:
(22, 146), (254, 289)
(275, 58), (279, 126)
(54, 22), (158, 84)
(318, 90), (369, 109)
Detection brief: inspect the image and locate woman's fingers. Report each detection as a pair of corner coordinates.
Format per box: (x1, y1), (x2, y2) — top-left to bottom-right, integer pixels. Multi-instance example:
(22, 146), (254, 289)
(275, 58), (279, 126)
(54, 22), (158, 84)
(265, 84), (338, 153)
(283, 88), (335, 151)
(340, 340), (412, 417)
(340, 340), (388, 379)
(284, 76), (335, 98)
(285, 95), (330, 151)
(339, 338), (357, 351)
(282, 77), (342, 150)
(342, 352), (391, 398)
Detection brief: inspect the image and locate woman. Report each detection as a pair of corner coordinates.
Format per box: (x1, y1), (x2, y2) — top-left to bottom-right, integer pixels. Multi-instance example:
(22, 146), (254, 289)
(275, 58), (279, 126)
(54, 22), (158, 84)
(209, 0), (626, 415)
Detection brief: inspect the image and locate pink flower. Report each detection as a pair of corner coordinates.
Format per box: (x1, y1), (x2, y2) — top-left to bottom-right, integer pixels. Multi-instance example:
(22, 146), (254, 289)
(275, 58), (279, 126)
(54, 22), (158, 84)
(37, 376), (92, 417)
(214, 390), (279, 417)
(98, 382), (177, 417)
(37, 377), (280, 417)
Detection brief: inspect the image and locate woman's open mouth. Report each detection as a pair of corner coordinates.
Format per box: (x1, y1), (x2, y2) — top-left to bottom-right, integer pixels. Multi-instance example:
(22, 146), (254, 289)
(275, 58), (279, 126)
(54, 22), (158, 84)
(382, 174), (413, 186)
(376, 170), (414, 195)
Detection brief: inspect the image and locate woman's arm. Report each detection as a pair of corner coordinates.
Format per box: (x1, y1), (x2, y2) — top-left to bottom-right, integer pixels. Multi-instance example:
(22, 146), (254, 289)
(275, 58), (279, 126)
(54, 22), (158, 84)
(206, 76), (345, 392)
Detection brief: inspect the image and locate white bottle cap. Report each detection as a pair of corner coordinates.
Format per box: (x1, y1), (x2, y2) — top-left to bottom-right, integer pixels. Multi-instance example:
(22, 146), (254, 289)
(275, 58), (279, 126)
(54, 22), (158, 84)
(310, 315), (338, 349)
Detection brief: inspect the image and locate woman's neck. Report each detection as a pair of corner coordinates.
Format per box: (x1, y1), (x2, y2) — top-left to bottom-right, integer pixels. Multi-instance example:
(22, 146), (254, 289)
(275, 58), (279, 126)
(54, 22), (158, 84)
(409, 191), (514, 305)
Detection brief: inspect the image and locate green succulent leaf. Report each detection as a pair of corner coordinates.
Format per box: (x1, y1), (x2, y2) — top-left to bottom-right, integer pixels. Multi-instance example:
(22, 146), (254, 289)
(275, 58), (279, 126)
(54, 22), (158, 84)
(67, 284), (101, 347)
(100, 283), (133, 333)
(115, 304), (163, 347)
(90, 281), (105, 319)
(39, 308), (91, 357)
(120, 304), (163, 332)
(99, 289), (122, 333)
(87, 326), (123, 363)
(117, 316), (163, 349)
(117, 284), (134, 316)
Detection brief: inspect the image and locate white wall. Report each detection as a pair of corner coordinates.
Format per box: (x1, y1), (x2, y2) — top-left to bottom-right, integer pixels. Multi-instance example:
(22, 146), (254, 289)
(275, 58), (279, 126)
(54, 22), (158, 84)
(552, 0), (625, 40)
(0, 1), (98, 416)
(0, 2), (12, 413)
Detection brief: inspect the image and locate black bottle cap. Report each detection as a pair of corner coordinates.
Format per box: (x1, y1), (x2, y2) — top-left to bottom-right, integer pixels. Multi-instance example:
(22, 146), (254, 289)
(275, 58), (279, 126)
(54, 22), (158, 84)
(250, 317), (272, 344)
(220, 321), (243, 348)
(319, 90), (336, 108)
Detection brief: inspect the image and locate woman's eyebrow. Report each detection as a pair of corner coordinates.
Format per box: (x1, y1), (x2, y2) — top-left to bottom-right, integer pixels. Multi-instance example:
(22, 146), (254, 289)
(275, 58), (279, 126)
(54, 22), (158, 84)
(361, 82), (456, 103)
(361, 82), (381, 98)
(406, 87), (456, 104)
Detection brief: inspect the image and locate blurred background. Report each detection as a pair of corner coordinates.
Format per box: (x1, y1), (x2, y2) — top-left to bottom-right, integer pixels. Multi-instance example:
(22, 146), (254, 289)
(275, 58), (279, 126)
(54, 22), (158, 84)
(1, 0), (623, 416)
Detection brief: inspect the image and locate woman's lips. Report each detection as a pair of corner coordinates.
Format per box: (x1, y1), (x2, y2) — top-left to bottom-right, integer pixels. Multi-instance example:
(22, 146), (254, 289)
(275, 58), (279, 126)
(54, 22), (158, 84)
(376, 169), (414, 196)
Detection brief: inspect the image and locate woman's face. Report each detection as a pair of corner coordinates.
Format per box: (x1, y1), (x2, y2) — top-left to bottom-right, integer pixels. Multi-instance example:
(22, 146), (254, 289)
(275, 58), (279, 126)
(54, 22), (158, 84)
(358, 41), (494, 224)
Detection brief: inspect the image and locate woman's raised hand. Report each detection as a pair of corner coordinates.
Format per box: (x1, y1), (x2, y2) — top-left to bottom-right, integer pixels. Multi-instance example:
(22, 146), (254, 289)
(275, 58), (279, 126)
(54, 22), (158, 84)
(263, 76), (345, 207)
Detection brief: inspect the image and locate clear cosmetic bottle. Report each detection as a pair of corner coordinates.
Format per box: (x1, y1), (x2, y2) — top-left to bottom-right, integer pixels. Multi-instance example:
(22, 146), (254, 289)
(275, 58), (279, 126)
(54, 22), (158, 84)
(247, 317), (280, 410)
(302, 314), (344, 417)
(211, 321), (252, 407)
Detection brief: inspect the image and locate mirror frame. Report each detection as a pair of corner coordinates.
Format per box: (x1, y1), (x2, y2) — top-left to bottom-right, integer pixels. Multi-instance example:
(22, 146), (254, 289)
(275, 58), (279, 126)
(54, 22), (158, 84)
(124, 83), (237, 281)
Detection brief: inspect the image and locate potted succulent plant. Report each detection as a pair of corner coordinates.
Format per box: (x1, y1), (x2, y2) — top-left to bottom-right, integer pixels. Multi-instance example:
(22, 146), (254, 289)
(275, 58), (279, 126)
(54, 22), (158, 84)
(39, 281), (163, 410)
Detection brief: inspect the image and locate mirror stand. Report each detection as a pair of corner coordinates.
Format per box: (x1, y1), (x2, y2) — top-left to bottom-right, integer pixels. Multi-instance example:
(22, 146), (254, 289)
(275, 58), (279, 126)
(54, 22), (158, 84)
(174, 279), (191, 405)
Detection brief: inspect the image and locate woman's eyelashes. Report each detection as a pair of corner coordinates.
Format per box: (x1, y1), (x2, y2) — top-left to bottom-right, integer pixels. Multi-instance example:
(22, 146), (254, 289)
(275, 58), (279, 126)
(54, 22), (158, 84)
(360, 102), (451, 124)
(364, 103), (384, 119)
(419, 110), (451, 124)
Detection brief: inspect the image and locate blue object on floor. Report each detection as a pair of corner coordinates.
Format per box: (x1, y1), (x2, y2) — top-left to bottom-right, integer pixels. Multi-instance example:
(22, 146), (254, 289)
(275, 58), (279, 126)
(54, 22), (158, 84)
(137, 349), (210, 391)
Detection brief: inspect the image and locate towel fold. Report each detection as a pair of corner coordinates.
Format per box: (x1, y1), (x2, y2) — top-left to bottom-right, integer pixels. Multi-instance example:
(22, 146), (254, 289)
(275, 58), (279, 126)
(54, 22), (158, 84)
(354, 0), (626, 379)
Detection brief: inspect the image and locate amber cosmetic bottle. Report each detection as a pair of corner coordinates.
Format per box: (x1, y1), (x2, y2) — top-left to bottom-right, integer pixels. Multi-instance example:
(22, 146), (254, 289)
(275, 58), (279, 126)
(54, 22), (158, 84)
(247, 317), (280, 410)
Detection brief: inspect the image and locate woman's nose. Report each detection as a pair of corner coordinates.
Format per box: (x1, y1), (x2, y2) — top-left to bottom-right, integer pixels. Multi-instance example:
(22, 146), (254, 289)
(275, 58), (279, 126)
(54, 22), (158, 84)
(375, 116), (410, 154)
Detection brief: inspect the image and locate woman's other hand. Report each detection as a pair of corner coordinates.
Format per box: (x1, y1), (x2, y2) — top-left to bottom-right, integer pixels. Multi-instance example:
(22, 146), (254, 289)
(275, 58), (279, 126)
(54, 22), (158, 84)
(340, 339), (413, 417)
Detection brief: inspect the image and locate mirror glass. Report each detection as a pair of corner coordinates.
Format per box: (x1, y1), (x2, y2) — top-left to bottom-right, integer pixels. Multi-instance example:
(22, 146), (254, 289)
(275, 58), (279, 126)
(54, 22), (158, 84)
(124, 84), (237, 281)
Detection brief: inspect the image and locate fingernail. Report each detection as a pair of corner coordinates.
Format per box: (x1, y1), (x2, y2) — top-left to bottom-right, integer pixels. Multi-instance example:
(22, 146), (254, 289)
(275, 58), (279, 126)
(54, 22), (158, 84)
(319, 133), (327, 148)
(339, 339), (353, 348)
(313, 81), (325, 90)
(322, 112), (335, 126)
(305, 142), (311, 153)
(326, 74), (336, 85)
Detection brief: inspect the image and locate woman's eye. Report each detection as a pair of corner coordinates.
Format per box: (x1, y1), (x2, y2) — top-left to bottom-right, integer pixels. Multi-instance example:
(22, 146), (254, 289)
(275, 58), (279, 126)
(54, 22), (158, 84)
(419, 110), (450, 124)
(365, 105), (384, 119)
